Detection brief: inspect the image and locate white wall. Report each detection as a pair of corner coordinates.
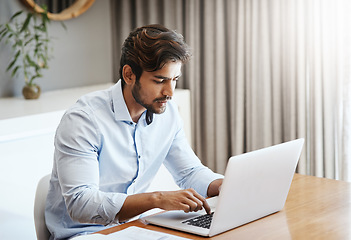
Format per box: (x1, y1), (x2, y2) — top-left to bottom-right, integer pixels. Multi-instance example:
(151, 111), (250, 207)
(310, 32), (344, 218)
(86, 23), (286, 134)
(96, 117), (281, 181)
(0, 0), (113, 97)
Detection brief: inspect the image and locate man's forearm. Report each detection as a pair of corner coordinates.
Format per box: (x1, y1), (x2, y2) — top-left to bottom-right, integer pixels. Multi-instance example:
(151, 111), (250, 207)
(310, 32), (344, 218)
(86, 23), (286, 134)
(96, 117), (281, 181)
(116, 192), (157, 223)
(207, 179), (223, 197)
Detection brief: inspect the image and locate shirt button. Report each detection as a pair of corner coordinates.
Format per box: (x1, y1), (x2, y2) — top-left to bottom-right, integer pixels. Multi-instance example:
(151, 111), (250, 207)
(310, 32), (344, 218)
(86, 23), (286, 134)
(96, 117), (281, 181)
(138, 155), (141, 159)
(129, 122), (133, 125)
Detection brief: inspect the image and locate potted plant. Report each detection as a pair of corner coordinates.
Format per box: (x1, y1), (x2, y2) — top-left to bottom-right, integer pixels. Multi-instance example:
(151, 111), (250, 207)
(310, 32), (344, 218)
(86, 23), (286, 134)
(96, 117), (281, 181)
(0, 6), (57, 99)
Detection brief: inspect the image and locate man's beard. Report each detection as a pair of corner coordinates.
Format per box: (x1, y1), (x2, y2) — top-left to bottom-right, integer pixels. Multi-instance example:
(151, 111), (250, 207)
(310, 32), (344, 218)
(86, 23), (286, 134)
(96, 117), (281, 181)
(131, 81), (171, 114)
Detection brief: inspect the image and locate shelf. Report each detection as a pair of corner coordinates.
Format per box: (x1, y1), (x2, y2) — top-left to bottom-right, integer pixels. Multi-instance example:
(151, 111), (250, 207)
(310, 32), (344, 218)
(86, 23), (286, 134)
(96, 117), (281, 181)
(0, 83), (114, 120)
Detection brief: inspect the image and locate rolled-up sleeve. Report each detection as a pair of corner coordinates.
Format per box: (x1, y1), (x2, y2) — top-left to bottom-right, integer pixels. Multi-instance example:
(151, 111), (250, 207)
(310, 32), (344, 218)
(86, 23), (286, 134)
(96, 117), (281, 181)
(55, 109), (127, 225)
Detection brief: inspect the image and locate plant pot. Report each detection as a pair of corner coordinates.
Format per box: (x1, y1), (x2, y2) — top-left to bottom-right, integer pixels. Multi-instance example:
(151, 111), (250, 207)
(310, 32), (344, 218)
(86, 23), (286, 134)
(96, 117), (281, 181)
(22, 84), (41, 99)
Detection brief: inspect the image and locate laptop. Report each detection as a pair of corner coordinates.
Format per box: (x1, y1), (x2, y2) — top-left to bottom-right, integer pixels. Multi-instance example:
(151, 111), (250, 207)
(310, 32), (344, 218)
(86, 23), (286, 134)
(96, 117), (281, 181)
(144, 138), (304, 237)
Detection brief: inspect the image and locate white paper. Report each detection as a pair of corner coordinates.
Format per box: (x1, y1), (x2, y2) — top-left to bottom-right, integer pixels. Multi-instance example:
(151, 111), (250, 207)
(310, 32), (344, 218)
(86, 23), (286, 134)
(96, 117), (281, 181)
(72, 226), (193, 240)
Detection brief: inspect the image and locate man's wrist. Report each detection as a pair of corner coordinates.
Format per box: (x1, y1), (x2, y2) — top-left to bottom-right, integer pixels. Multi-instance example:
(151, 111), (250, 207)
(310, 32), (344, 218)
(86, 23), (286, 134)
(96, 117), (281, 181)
(150, 191), (163, 209)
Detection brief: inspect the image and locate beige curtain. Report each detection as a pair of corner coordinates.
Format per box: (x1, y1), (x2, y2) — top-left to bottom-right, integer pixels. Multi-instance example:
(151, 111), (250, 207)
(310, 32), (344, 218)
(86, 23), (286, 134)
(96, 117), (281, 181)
(110, 0), (351, 181)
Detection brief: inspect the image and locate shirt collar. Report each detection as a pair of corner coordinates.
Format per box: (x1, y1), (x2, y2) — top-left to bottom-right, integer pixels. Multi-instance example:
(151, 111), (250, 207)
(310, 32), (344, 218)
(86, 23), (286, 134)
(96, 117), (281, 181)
(112, 80), (133, 123)
(112, 80), (154, 125)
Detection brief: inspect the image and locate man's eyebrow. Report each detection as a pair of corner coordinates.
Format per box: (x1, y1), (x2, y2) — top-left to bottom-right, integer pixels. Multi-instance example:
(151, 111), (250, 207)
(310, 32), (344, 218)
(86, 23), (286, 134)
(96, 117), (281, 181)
(153, 74), (182, 80)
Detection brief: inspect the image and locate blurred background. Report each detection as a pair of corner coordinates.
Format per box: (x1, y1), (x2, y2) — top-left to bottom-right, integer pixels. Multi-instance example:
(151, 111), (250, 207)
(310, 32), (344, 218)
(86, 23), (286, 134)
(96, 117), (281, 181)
(0, 0), (350, 238)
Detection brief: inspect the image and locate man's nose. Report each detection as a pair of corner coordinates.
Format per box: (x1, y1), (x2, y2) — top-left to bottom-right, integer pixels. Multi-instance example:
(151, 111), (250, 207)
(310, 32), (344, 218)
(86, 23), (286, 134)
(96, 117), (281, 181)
(162, 80), (175, 97)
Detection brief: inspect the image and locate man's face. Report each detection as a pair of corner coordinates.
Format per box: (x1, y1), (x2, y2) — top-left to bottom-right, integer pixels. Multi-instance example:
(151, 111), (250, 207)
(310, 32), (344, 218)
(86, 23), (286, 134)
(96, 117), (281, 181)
(131, 61), (182, 114)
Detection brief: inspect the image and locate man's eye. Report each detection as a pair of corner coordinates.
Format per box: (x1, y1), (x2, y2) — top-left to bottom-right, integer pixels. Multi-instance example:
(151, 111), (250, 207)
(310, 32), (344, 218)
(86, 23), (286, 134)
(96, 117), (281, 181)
(154, 80), (164, 84)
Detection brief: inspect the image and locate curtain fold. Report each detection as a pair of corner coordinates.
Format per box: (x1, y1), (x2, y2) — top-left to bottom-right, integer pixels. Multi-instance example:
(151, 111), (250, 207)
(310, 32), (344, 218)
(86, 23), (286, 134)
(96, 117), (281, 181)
(110, 0), (351, 181)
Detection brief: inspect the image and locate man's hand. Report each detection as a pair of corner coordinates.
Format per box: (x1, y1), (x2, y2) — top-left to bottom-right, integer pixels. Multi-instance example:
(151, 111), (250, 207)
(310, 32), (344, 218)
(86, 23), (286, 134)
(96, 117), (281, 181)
(116, 188), (210, 223)
(155, 188), (211, 214)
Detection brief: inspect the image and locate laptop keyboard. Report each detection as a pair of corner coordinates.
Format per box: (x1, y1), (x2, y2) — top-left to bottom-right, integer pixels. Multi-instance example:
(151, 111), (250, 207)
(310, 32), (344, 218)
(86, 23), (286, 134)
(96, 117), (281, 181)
(182, 212), (214, 229)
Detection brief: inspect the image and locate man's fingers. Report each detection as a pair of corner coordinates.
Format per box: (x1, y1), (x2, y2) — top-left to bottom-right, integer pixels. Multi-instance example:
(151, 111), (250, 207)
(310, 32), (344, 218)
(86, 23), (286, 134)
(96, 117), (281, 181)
(190, 189), (211, 214)
(202, 198), (211, 214)
(183, 189), (211, 214)
(180, 197), (200, 212)
(180, 203), (191, 213)
(157, 189), (211, 214)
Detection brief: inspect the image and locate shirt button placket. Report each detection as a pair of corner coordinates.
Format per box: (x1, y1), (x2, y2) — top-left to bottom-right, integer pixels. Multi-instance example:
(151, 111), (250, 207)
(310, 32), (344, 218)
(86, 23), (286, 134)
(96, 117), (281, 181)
(133, 124), (141, 188)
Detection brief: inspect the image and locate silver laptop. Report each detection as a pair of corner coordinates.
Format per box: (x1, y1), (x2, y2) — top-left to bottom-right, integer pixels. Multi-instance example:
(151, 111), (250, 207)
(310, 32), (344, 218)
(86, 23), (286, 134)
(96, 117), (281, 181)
(145, 138), (304, 237)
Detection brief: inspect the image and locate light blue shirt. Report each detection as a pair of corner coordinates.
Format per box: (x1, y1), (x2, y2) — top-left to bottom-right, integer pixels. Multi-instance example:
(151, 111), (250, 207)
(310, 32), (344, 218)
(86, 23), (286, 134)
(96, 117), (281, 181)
(45, 80), (223, 240)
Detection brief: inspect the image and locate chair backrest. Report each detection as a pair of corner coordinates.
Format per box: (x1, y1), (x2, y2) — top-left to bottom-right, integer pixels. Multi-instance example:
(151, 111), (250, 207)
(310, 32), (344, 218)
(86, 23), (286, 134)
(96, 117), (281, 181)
(34, 174), (51, 240)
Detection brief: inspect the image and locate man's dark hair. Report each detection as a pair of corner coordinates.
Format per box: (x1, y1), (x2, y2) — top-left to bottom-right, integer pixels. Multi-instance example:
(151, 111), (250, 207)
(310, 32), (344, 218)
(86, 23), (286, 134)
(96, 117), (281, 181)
(119, 24), (191, 86)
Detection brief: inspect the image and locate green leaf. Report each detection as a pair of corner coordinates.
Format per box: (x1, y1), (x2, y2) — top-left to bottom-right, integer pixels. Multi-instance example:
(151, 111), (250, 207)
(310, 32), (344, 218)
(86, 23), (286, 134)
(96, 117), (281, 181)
(30, 73), (42, 83)
(20, 13), (32, 33)
(29, 75), (36, 83)
(14, 50), (21, 59)
(41, 9), (50, 24)
(11, 65), (20, 77)
(6, 58), (17, 71)
(0, 29), (8, 41)
(0, 27), (6, 36)
(25, 54), (37, 67)
(24, 37), (34, 46)
(9, 11), (23, 22)
(35, 43), (43, 53)
(16, 39), (23, 46)
(5, 24), (13, 32)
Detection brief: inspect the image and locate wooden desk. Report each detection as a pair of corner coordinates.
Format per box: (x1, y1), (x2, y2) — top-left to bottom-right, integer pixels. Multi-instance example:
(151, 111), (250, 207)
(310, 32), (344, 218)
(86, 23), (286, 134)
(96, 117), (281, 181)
(98, 174), (351, 239)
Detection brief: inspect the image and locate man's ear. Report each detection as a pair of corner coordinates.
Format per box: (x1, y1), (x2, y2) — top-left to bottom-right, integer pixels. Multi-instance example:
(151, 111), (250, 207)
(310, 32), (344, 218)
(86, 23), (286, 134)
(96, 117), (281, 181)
(122, 65), (136, 85)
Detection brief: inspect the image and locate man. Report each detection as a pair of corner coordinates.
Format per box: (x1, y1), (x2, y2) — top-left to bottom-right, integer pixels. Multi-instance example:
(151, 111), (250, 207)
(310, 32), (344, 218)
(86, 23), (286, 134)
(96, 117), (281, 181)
(45, 24), (223, 240)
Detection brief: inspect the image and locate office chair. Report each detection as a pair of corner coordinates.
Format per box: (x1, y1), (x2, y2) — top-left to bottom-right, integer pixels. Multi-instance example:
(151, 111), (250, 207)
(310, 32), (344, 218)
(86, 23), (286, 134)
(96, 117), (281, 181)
(34, 174), (51, 240)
